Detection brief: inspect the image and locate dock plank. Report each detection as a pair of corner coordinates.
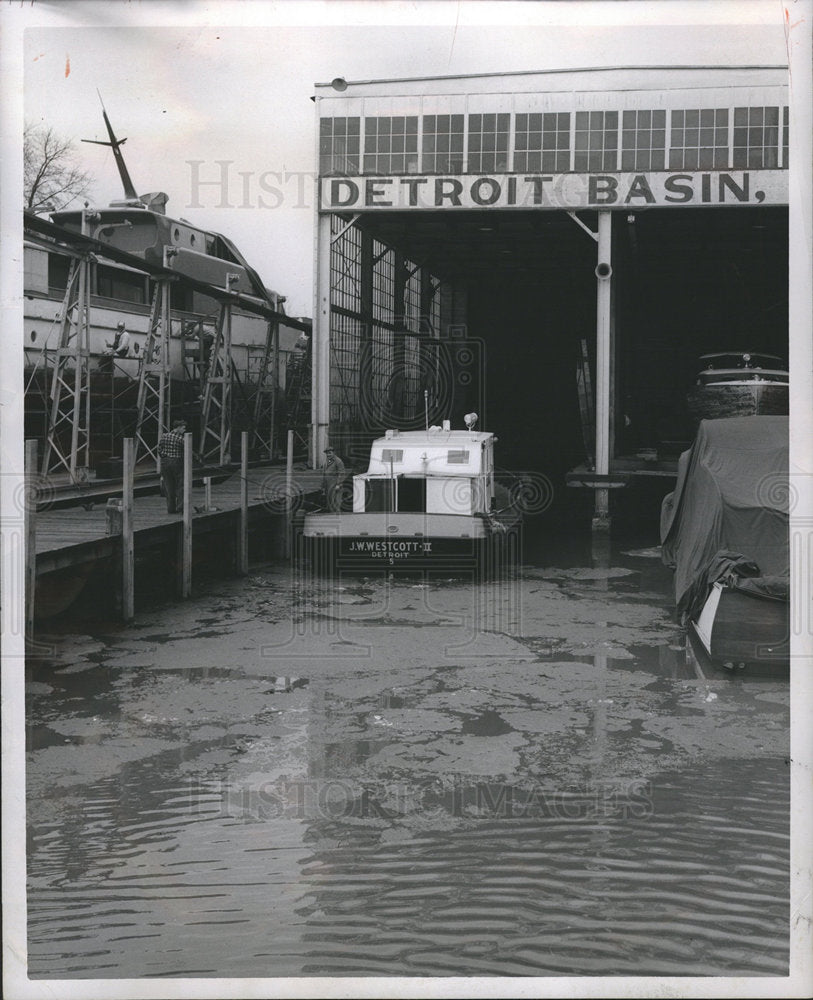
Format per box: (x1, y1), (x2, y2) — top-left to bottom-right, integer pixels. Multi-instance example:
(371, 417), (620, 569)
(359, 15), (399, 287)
(34, 465), (323, 557)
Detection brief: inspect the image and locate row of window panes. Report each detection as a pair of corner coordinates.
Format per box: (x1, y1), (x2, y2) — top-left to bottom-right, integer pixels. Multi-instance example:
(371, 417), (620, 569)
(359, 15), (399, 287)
(319, 107), (788, 174)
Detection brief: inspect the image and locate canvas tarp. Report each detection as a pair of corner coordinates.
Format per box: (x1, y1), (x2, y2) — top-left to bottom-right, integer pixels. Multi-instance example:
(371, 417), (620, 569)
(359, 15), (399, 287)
(660, 415), (789, 620)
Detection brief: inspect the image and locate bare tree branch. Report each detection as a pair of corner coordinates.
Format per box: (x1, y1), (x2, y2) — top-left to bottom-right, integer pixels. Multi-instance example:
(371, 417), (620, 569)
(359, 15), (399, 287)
(24, 122), (93, 212)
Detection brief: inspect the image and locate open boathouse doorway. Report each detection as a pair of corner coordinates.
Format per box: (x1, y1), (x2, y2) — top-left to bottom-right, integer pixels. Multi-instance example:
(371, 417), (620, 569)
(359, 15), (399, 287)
(312, 68), (789, 525)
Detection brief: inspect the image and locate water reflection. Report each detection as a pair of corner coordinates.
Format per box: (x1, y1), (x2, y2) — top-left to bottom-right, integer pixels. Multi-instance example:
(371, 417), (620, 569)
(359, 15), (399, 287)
(25, 520), (789, 979)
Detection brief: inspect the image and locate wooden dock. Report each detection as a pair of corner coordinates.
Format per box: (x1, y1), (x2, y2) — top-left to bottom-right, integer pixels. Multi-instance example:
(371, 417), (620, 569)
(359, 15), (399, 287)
(29, 451), (324, 621)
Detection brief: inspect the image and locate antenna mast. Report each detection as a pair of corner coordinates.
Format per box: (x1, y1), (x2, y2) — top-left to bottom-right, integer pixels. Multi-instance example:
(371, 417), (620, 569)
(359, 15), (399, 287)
(81, 92), (138, 200)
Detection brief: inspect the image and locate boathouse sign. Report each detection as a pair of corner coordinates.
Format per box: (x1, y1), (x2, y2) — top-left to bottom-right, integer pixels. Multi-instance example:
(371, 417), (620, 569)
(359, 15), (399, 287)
(320, 171), (787, 211)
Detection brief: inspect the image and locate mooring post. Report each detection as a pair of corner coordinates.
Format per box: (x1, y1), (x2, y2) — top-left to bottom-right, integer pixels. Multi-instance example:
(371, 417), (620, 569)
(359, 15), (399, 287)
(25, 439), (37, 641)
(238, 430), (248, 574)
(285, 429), (294, 560)
(180, 431), (193, 598)
(122, 438), (135, 621)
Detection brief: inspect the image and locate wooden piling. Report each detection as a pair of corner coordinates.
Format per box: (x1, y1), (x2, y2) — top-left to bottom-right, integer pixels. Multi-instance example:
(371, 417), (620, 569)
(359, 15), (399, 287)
(238, 430), (248, 574)
(122, 438), (135, 621)
(25, 439), (37, 640)
(285, 430), (294, 560)
(180, 432), (193, 597)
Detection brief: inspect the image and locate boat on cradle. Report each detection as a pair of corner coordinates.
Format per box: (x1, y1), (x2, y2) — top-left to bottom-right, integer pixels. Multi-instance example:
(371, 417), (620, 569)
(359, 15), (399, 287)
(299, 421), (521, 572)
(686, 352), (788, 425)
(660, 415), (789, 671)
(24, 104), (293, 380)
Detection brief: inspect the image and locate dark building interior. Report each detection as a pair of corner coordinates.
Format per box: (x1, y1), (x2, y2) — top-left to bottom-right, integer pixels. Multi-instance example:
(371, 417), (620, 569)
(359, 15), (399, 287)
(362, 206), (788, 489)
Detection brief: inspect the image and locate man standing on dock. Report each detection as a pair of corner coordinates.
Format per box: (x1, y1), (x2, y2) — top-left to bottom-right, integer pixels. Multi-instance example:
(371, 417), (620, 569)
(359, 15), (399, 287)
(322, 447), (346, 512)
(158, 419), (187, 515)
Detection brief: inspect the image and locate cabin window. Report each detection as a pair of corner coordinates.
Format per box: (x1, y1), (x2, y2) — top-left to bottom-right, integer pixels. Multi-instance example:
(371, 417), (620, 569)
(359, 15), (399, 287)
(381, 449), (403, 463)
(48, 253), (71, 292)
(733, 106), (780, 168)
(669, 108), (729, 170)
(621, 110), (666, 170)
(320, 117), (361, 175)
(96, 264), (148, 304)
(364, 116), (419, 174)
(574, 111), (618, 171)
(514, 113), (570, 172)
(467, 113), (510, 173)
(447, 449), (469, 464)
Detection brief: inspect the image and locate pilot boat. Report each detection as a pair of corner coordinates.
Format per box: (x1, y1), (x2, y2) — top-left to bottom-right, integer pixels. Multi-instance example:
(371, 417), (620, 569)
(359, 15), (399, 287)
(686, 351), (788, 424)
(300, 418), (520, 571)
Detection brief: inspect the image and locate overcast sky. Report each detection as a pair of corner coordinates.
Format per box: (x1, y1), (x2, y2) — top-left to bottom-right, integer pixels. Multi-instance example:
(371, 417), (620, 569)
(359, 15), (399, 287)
(16, 1), (789, 317)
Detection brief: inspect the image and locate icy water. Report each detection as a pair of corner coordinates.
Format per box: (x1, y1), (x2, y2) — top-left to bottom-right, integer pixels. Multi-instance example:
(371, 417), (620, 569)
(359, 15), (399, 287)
(25, 524), (789, 979)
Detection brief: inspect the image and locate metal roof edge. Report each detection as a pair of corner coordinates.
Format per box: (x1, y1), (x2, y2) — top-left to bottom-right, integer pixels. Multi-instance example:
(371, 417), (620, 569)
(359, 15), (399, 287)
(314, 64), (788, 89)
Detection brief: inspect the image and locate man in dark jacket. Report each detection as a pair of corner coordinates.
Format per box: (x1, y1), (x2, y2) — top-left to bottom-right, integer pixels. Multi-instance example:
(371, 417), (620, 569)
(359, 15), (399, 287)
(158, 419), (187, 514)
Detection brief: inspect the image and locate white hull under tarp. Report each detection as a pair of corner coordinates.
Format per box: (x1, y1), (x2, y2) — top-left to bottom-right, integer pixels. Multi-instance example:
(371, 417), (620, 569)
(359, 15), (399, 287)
(691, 581), (789, 669)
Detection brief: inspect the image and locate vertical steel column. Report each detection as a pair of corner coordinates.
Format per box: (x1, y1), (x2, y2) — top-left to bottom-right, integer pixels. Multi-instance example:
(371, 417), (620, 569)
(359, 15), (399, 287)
(359, 228), (374, 430)
(594, 210), (613, 526)
(134, 278), (171, 469)
(313, 212), (332, 463)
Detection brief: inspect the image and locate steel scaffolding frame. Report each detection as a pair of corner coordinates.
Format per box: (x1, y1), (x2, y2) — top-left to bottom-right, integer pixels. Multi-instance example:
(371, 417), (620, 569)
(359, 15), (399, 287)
(251, 318), (280, 459)
(133, 278), (172, 468)
(40, 254), (92, 480)
(199, 298), (233, 465)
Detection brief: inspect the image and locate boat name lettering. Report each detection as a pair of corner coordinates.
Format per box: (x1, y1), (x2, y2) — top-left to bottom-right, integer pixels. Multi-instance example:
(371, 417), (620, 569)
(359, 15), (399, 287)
(347, 540), (432, 555)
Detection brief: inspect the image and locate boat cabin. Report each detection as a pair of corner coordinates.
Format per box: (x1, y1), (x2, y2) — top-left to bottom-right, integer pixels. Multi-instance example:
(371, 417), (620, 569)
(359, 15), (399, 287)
(352, 428), (496, 517)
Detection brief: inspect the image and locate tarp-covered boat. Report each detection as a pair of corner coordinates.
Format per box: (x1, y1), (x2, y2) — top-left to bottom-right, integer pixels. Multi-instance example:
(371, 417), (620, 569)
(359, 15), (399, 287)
(660, 415), (789, 668)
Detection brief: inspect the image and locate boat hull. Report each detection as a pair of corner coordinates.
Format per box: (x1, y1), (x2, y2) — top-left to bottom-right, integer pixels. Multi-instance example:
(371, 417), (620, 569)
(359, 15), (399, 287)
(299, 511), (514, 572)
(686, 382), (788, 423)
(692, 582), (789, 667)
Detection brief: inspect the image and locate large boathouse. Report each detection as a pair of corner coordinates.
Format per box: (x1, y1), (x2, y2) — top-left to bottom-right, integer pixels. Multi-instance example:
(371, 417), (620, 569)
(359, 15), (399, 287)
(310, 66), (789, 521)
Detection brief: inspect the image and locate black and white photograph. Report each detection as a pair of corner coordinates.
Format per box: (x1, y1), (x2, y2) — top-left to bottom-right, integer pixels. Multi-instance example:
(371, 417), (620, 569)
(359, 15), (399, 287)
(2, 1), (812, 997)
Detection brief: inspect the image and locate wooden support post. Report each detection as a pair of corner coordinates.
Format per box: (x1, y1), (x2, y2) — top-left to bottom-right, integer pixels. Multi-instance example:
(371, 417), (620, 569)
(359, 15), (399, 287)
(238, 430), (248, 574)
(122, 438), (135, 621)
(285, 429), (294, 560)
(25, 439), (37, 641)
(269, 322), (279, 461)
(180, 432), (193, 598)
